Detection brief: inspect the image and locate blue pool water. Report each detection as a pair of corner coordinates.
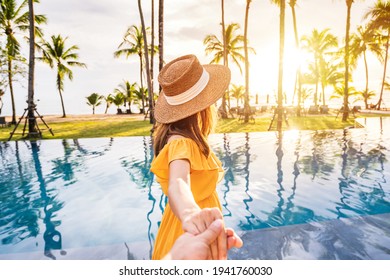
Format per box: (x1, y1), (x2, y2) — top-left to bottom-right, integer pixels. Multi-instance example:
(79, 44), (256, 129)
(0, 117), (389, 260)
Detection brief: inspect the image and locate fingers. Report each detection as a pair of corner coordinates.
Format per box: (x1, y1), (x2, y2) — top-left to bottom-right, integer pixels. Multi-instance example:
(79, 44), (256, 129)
(217, 221), (227, 260)
(197, 219), (223, 244)
(226, 228), (243, 249)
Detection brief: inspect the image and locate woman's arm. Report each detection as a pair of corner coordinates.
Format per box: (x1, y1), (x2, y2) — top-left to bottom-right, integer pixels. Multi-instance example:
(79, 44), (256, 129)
(167, 159), (227, 259)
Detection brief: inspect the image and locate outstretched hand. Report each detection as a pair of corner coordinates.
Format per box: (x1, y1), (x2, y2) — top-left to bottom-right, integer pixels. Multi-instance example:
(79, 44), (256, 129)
(181, 207), (227, 260)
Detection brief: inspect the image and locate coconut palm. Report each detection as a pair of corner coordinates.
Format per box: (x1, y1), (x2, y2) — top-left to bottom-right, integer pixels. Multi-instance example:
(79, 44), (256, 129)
(230, 84), (245, 109)
(354, 89), (376, 108)
(158, 0), (164, 73)
(39, 34), (87, 118)
(350, 24), (383, 103)
(0, 0), (47, 124)
(114, 80), (136, 113)
(134, 85), (148, 114)
(204, 22), (254, 117)
(319, 58), (344, 105)
(104, 94), (114, 114)
(112, 92), (125, 114)
(301, 28), (338, 106)
(243, 1), (252, 123)
(269, 0), (286, 129)
(86, 93), (104, 115)
(330, 84), (358, 101)
(138, 0), (154, 124)
(364, 0), (390, 110)
(341, 0), (360, 121)
(272, 0), (303, 116)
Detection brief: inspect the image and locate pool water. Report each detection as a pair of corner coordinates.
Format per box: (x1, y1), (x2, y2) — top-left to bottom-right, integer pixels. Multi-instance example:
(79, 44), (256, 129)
(0, 118), (389, 260)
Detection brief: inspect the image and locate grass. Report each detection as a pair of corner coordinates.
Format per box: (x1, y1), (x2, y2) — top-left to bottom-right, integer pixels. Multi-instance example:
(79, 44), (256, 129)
(0, 113), (386, 142)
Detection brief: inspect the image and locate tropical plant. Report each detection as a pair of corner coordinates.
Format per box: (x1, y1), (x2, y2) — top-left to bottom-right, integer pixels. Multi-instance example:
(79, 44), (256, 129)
(354, 89), (376, 108)
(364, 0), (390, 110)
(104, 94), (114, 114)
(330, 84), (358, 102)
(230, 84), (245, 109)
(114, 80), (136, 113)
(114, 25), (157, 114)
(204, 22), (254, 117)
(112, 92), (125, 113)
(86, 93), (104, 114)
(134, 86), (148, 114)
(39, 34), (87, 117)
(158, 0), (164, 73)
(350, 24), (383, 102)
(0, 0), (47, 124)
(138, 0), (154, 123)
(270, 0), (286, 129)
(301, 28), (338, 106)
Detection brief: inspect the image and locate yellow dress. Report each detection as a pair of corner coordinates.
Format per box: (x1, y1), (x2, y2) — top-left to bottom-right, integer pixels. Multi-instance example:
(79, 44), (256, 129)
(150, 138), (224, 260)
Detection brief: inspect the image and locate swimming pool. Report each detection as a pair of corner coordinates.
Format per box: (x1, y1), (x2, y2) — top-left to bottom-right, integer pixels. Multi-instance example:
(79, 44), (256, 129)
(0, 118), (389, 260)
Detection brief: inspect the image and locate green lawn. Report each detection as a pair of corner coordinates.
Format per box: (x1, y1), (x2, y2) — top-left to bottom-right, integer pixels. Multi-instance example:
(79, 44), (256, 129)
(0, 113), (384, 142)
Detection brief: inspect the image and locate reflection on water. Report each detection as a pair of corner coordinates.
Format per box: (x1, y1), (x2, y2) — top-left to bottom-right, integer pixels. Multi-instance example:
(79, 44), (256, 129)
(0, 119), (390, 259)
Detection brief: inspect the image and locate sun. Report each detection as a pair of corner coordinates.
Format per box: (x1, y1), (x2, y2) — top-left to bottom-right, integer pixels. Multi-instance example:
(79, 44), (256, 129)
(249, 44), (311, 105)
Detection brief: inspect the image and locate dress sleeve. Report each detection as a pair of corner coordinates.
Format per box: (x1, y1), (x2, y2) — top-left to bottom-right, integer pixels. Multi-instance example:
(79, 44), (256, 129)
(150, 138), (222, 196)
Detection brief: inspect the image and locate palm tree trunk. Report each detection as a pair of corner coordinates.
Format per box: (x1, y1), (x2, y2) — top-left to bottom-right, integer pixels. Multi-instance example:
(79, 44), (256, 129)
(7, 59), (17, 124)
(158, 0), (164, 76)
(244, 0), (251, 123)
(363, 50), (369, 109)
(27, 0), (37, 135)
(277, 0), (286, 131)
(377, 28), (389, 110)
(57, 74), (66, 118)
(290, 1), (302, 117)
(139, 54), (145, 114)
(93, 106), (95, 115)
(138, 0), (154, 124)
(342, 1), (352, 122)
(151, 0), (155, 96)
(220, 0), (228, 119)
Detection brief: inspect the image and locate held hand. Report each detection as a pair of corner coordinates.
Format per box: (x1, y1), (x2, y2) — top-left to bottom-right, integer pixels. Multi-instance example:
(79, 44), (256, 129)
(163, 219), (224, 260)
(181, 207), (227, 260)
(226, 228), (243, 250)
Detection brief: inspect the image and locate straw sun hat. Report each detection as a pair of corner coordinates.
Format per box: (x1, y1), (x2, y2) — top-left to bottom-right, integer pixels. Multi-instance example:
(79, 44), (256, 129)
(155, 54), (231, 124)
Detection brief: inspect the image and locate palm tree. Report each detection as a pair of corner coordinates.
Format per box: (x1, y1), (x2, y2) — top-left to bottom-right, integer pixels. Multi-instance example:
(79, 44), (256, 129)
(114, 80), (136, 113)
(27, 0), (36, 135)
(272, 0), (303, 116)
(270, 0), (286, 129)
(341, 0), (358, 121)
(243, 0), (252, 123)
(354, 89), (376, 108)
(364, 0), (390, 110)
(230, 84), (245, 109)
(204, 23), (252, 74)
(319, 58), (344, 105)
(134, 85), (148, 114)
(138, 0), (154, 124)
(0, 0), (47, 124)
(86, 93), (104, 115)
(158, 0), (164, 74)
(204, 23), (254, 116)
(350, 24), (383, 103)
(301, 28), (338, 106)
(112, 92), (125, 114)
(104, 94), (114, 114)
(115, 25), (147, 111)
(39, 35), (86, 118)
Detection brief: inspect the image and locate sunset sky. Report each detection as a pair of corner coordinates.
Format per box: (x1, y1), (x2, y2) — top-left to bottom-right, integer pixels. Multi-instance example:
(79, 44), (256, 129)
(1, 0), (386, 116)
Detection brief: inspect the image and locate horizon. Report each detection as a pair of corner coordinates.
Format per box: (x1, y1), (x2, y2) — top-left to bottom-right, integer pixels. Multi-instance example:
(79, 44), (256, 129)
(1, 0), (389, 117)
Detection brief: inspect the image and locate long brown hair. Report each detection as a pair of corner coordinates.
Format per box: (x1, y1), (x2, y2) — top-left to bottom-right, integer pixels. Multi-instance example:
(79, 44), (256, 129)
(153, 105), (217, 157)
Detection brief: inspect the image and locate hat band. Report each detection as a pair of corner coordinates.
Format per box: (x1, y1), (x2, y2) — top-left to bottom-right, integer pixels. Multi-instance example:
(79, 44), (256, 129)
(165, 68), (209, 105)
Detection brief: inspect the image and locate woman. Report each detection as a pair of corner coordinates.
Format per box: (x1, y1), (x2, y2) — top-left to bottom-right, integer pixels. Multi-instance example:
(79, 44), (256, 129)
(151, 54), (238, 260)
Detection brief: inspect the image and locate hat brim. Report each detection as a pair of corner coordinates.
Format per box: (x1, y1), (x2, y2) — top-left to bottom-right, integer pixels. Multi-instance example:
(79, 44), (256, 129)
(154, 64), (231, 124)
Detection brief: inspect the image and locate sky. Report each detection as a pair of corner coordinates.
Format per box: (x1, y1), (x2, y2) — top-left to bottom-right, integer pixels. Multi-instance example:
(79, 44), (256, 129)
(1, 0), (387, 117)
